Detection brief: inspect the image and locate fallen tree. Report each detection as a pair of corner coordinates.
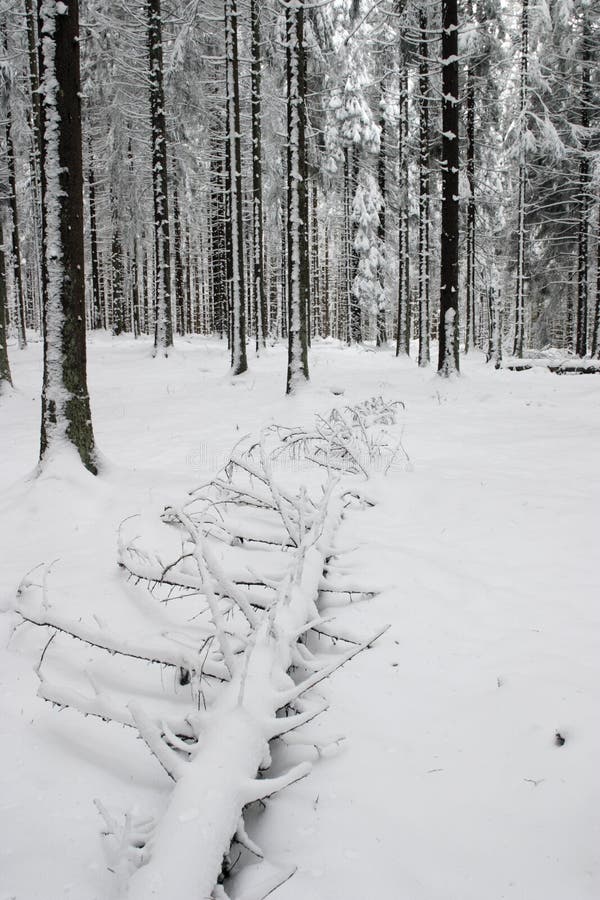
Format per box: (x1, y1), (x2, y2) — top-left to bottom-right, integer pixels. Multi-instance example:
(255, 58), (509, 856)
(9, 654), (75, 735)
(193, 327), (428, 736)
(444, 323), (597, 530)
(13, 397), (401, 899)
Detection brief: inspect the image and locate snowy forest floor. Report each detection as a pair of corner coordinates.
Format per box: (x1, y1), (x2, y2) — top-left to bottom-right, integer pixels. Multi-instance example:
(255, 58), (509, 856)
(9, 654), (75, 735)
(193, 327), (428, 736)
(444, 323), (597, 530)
(1, 334), (599, 900)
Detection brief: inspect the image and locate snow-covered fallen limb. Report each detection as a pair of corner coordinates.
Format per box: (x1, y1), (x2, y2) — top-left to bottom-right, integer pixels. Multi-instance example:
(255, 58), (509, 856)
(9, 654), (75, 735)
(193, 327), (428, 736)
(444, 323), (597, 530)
(124, 486), (345, 900)
(13, 398), (400, 899)
(13, 586), (229, 680)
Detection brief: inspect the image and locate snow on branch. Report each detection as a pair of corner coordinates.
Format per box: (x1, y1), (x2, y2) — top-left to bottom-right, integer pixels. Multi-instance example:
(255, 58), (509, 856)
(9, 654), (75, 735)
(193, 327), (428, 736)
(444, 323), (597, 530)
(12, 398), (403, 899)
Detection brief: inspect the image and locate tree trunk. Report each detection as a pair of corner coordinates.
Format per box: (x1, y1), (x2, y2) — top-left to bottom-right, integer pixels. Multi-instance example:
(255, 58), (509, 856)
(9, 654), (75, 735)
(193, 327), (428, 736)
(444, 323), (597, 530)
(464, 1), (476, 354)
(396, 59), (410, 357)
(438, 0), (460, 376)
(87, 153), (104, 329)
(173, 183), (186, 336)
(575, 11), (591, 358)
(225, 0), (247, 374)
(513, 0), (528, 358)
(37, 0), (96, 473)
(418, 9), (430, 367)
(250, 0), (267, 351)
(0, 218), (13, 390)
(592, 200), (600, 358)
(111, 197), (125, 336)
(1, 22), (27, 349)
(285, 0), (310, 393)
(376, 98), (387, 348)
(147, 0), (173, 355)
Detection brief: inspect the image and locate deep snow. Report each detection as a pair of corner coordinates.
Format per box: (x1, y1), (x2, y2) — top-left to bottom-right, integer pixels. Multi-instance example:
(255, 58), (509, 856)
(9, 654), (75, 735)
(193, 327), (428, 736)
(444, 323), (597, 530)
(1, 334), (599, 899)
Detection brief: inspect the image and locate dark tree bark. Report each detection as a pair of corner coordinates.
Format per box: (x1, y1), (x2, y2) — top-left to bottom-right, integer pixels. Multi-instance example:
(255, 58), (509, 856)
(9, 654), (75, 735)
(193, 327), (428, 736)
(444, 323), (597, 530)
(131, 236), (140, 337)
(111, 194), (125, 336)
(1, 22), (27, 349)
(250, 0), (267, 350)
(87, 152), (104, 329)
(349, 149), (361, 343)
(418, 9), (430, 367)
(146, 0), (173, 355)
(438, 0), (460, 376)
(464, 0), (476, 354)
(285, 0), (310, 393)
(37, 0), (96, 472)
(173, 183), (186, 335)
(225, 0), (247, 374)
(513, 0), (528, 358)
(0, 218), (13, 390)
(343, 146), (353, 344)
(592, 200), (600, 358)
(396, 59), (410, 357)
(575, 11), (591, 358)
(376, 98), (387, 348)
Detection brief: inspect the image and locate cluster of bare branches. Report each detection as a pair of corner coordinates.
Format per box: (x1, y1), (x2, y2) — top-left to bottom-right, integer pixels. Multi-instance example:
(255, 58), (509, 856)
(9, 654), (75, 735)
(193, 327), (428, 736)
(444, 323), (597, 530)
(12, 398), (400, 899)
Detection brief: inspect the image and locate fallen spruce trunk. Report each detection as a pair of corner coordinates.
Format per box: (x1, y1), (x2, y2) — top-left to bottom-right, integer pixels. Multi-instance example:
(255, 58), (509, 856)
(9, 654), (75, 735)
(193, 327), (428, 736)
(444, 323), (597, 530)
(125, 487), (344, 899)
(13, 398), (399, 898)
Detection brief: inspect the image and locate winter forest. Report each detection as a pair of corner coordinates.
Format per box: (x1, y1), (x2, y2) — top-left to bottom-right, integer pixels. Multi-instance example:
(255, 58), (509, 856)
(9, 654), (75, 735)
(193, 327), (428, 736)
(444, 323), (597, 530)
(0, 0), (599, 897)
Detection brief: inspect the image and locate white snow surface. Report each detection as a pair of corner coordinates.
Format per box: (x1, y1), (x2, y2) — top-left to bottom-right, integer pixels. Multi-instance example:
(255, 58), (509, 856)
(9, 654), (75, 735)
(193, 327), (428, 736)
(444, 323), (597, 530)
(1, 334), (599, 899)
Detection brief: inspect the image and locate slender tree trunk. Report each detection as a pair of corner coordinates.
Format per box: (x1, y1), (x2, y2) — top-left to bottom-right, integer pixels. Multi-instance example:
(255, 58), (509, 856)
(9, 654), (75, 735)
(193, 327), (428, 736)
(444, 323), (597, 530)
(418, 10), (430, 367)
(0, 218), (13, 390)
(87, 152), (103, 329)
(310, 181), (319, 338)
(147, 0), (173, 355)
(343, 146), (352, 344)
(349, 148), (361, 342)
(376, 98), (387, 348)
(1, 22), (27, 349)
(132, 236), (140, 338)
(250, 0), (267, 352)
(396, 59), (410, 357)
(285, 0), (309, 393)
(111, 197), (125, 336)
(323, 220), (330, 337)
(225, 0), (247, 373)
(37, 0), (96, 472)
(438, 0), (460, 376)
(464, 1), (476, 354)
(575, 11), (591, 358)
(592, 200), (600, 358)
(173, 183), (186, 336)
(513, 0), (528, 358)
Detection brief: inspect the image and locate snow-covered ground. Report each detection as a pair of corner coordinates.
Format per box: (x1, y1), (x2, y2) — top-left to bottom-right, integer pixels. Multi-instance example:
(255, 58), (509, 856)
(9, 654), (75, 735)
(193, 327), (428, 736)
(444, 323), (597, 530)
(1, 334), (599, 900)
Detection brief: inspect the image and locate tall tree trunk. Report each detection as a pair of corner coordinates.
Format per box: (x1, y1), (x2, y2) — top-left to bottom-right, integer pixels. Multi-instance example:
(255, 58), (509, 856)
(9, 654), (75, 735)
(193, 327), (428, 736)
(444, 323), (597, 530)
(225, 0), (247, 373)
(173, 182), (185, 336)
(1, 22), (27, 349)
(418, 9), (430, 367)
(132, 236), (140, 338)
(250, 0), (267, 351)
(87, 151), (103, 329)
(438, 0), (460, 376)
(343, 146), (353, 344)
(513, 0), (528, 358)
(111, 196), (125, 336)
(0, 218), (13, 390)
(349, 149), (361, 342)
(285, 0), (309, 394)
(376, 98), (387, 348)
(396, 59), (410, 357)
(37, 0), (96, 472)
(592, 200), (600, 358)
(575, 11), (591, 358)
(147, 0), (173, 355)
(464, 0), (476, 354)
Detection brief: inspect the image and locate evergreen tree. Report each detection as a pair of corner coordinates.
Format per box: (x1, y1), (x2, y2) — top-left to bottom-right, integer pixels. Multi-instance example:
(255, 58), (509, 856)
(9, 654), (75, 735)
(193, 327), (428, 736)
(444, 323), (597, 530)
(37, 0), (96, 472)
